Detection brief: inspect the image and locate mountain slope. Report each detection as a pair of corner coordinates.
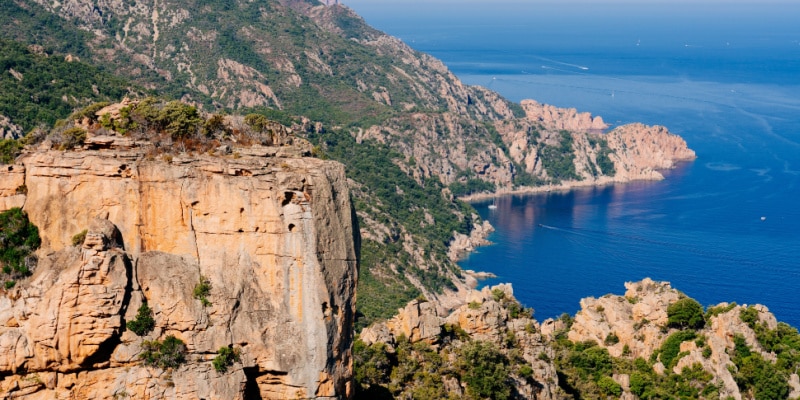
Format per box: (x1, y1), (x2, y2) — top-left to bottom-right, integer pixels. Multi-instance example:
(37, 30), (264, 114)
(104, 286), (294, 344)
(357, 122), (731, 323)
(1, 0), (694, 327)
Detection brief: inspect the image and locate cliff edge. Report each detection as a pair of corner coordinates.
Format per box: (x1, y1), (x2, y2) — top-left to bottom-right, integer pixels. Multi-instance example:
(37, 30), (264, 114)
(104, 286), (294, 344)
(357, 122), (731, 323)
(0, 136), (359, 399)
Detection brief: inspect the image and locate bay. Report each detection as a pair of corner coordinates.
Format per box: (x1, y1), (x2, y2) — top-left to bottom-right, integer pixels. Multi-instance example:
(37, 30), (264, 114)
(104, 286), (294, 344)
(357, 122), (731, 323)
(344, 1), (800, 326)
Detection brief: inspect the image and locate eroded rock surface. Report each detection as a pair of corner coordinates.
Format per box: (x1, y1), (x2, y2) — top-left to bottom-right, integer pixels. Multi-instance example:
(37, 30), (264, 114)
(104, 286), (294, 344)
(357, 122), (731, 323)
(562, 279), (784, 400)
(361, 285), (561, 400)
(0, 142), (358, 399)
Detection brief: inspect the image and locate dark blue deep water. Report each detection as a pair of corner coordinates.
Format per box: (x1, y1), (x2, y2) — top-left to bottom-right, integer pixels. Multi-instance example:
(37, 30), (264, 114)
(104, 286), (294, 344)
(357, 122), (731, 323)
(345, 2), (800, 326)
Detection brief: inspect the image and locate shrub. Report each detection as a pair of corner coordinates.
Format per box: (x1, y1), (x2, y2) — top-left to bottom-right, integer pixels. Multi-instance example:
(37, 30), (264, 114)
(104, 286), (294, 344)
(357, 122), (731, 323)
(0, 139), (23, 164)
(140, 335), (186, 370)
(157, 101), (202, 139)
(659, 330), (697, 368)
(212, 346), (241, 373)
(0, 208), (40, 279)
(71, 229), (88, 246)
(667, 297), (705, 330)
(604, 332), (620, 345)
(126, 303), (155, 336)
(468, 301), (481, 310)
(193, 275), (212, 307)
(458, 341), (511, 400)
(705, 302), (737, 319)
(491, 288), (506, 302)
(597, 376), (622, 396)
(58, 127), (87, 150)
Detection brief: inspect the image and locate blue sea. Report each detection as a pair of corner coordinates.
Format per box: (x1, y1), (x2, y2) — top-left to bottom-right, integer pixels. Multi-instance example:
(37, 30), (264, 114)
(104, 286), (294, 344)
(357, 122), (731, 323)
(344, 2), (800, 327)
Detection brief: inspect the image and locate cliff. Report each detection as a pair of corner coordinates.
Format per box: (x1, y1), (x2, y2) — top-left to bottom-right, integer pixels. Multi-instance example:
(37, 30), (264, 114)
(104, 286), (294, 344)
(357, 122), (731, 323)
(359, 285), (562, 399)
(0, 137), (359, 399)
(559, 279), (800, 399)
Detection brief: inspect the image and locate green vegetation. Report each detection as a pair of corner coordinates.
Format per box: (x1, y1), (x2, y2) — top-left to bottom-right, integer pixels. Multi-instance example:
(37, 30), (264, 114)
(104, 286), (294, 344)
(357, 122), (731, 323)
(657, 330), (696, 369)
(667, 297), (705, 330)
(737, 306), (800, 397)
(212, 346), (242, 373)
(591, 136), (616, 177)
(193, 276), (212, 307)
(459, 341), (511, 400)
(140, 335), (187, 370)
(449, 178), (496, 197)
(0, 139), (22, 164)
(0, 39), (132, 131)
(0, 1), (92, 58)
(705, 302), (737, 319)
(126, 303), (156, 337)
(71, 229), (88, 247)
(538, 130), (580, 183)
(354, 335), (514, 400)
(0, 208), (40, 287)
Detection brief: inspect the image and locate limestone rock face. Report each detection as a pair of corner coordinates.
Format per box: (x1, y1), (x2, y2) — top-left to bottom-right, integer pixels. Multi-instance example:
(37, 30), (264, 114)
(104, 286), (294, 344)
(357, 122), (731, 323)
(0, 145), (358, 399)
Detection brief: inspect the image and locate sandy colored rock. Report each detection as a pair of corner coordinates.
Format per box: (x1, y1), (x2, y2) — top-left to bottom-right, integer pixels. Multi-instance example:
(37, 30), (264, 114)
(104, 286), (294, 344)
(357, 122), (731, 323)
(0, 143), (358, 399)
(521, 99), (608, 132)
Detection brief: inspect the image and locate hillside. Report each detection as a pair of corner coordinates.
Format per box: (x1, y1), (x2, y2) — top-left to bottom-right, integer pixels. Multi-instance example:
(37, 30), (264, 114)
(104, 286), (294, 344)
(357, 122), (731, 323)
(3, 1), (798, 400)
(356, 279), (800, 400)
(1, 0), (693, 327)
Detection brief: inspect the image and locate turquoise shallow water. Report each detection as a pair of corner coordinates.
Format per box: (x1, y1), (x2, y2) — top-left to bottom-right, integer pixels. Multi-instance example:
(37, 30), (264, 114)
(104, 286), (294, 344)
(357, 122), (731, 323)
(345, 2), (800, 326)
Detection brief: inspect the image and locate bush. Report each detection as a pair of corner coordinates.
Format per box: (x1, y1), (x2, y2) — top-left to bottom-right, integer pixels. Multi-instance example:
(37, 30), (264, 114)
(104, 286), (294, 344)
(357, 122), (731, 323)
(604, 332), (620, 346)
(193, 275), (212, 307)
(458, 341), (511, 400)
(71, 229), (88, 246)
(126, 303), (155, 336)
(0, 139), (22, 164)
(658, 330), (697, 368)
(57, 127), (87, 150)
(0, 208), (40, 279)
(140, 335), (186, 370)
(212, 346), (241, 373)
(667, 297), (705, 330)
(597, 376), (622, 396)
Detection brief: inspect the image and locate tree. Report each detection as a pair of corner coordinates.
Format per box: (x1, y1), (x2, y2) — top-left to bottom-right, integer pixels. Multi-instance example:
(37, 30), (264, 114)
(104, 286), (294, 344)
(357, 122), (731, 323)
(667, 297), (705, 330)
(458, 341), (511, 400)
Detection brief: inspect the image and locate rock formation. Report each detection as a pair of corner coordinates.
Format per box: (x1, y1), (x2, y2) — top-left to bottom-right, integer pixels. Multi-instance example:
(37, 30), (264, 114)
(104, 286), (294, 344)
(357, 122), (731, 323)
(0, 137), (358, 399)
(561, 278), (798, 400)
(0, 115), (23, 140)
(361, 285), (561, 399)
(520, 99), (608, 132)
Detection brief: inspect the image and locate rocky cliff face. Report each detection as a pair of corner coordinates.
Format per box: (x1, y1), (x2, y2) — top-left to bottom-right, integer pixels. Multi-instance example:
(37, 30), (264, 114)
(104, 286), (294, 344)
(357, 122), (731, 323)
(562, 279), (800, 400)
(0, 139), (358, 399)
(360, 285), (561, 399)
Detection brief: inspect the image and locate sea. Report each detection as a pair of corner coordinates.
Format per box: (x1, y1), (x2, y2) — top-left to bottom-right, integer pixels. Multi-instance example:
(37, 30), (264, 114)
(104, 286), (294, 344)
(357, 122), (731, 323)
(343, 1), (800, 327)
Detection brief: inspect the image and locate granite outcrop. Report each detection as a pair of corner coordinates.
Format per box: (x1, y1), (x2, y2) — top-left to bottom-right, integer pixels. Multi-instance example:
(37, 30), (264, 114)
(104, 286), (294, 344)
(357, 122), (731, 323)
(0, 137), (359, 399)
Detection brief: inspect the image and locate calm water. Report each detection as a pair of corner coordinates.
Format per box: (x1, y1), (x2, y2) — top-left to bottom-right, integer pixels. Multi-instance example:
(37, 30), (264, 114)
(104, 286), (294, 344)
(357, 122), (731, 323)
(345, 2), (800, 326)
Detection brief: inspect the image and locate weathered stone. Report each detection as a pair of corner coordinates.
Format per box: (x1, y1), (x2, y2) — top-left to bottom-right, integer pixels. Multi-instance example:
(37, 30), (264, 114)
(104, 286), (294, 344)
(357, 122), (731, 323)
(0, 144), (358, 399)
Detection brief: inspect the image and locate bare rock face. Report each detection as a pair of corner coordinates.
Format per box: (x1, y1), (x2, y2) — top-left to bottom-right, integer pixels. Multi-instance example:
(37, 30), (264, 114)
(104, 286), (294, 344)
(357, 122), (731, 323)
(521, 99), (608, 132)
(568, 278), (681, 359)
(0, 115), (23, 140)
(0, 145), (358, 399)
(606, 123), (697, 181)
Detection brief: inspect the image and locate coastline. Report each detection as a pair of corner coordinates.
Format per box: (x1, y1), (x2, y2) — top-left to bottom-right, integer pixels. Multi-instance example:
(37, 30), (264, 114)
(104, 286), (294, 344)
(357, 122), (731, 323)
(458, 174), (664, 203)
